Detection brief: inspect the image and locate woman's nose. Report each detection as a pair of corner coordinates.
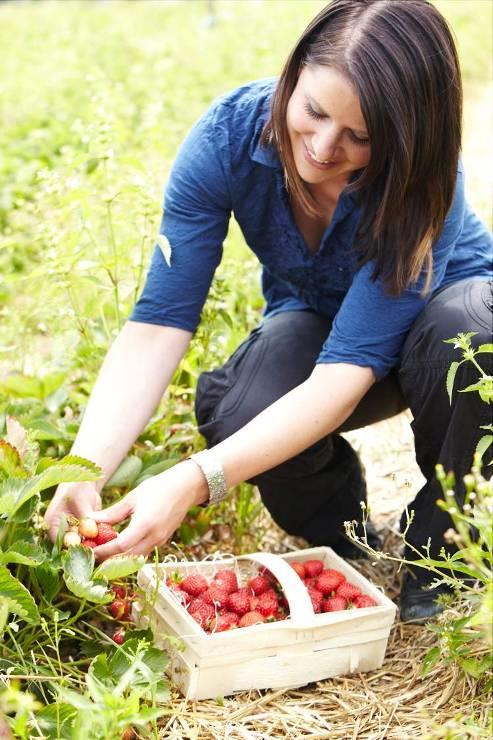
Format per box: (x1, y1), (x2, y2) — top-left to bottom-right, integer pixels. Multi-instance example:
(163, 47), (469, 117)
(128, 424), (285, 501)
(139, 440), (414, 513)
(311, 124), (341, 161)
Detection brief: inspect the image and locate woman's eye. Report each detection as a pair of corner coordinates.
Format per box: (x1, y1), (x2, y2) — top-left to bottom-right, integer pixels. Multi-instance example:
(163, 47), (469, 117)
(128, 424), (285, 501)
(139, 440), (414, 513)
(349, 131), (370, 146)
(303, 101), (325, 121)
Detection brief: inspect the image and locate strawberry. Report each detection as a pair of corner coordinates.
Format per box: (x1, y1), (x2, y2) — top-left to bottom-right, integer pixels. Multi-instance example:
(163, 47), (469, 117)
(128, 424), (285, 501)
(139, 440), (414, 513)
(336, 581), (362, 602)
(94, 523), (118, 546)
(82, 539), (97, 548)
(111, 585), (127, 599)
(249, 594), (260, 610)
(188, 597), (207, 614)
(202, 584), (230, 609)
(307, 586), (323, 613)
(110, 599), (131, 621)
(180, 574), (208, 597)
(316, 571), (345, 596)
(78, 517), (98, 539)
(169, 583), (191, 605)
(247, 575), (271, 595)
(257, 590), (278, 617)
(239, 610), (265, 627)
(191, 602), (215, 629)
(290, 562), (306, 580)
(63, 531), (81, 548)
(226, 589), (251, 616)
(210, 612), (239, 632)
(303, 560), (324, 578)
(354, 594), (378, 608)
(322, 596), (347, 612)
(112, 629), (125, 645)
(213, 569), (238, 594)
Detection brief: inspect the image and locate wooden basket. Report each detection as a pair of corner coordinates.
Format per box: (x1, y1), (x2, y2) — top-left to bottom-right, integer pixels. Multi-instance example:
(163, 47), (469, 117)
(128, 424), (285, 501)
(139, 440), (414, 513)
(134, 546), (397, 700)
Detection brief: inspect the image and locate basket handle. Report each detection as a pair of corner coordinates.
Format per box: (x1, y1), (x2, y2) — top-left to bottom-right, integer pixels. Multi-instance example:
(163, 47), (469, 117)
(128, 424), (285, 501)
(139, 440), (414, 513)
(237, 552), (315, 623)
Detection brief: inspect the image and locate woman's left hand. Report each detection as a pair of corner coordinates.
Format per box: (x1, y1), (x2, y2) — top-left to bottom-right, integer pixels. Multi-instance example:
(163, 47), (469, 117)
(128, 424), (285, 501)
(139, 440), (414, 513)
(91, 461), (207, 560)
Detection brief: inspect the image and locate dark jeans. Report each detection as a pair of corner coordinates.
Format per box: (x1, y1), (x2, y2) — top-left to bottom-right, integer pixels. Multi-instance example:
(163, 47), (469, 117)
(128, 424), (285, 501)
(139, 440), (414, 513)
(195, 278), (493, 568)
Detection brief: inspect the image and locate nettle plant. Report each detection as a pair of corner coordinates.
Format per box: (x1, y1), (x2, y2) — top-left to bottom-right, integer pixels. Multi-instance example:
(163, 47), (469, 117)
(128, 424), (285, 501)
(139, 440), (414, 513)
(0, 418), (169, 739)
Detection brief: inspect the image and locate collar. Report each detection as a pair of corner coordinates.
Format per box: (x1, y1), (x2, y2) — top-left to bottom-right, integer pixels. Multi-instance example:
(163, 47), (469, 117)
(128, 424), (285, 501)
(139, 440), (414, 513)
(249, 103), (282, 169)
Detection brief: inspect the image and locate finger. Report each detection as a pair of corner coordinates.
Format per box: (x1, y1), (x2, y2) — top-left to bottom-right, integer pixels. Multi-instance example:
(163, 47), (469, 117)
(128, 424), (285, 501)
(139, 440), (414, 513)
(92, 497), (133, 526)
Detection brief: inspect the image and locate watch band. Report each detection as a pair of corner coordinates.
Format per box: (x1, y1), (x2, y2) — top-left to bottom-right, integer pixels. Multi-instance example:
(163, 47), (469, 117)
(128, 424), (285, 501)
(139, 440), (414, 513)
(189, 449), (228, 506)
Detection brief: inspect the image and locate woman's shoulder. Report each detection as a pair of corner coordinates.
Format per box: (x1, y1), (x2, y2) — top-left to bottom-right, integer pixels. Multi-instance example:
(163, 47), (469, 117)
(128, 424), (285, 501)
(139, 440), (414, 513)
(203, 78), (276, 141)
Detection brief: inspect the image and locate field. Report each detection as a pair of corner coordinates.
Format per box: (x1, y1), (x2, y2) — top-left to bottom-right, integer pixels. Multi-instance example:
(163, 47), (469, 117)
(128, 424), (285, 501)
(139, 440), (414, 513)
(0, 1), (492, 738)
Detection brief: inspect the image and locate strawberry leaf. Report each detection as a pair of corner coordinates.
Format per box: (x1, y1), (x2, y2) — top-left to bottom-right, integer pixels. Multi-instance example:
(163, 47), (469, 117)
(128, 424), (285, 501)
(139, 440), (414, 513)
(93, 554), (145, 581)
(105, 456), (143, 488)
(0, 440), (27, 479)
(62, 545), (95, 583)
(0, 565), (40, 624)
(63, 575), (112, 604)
(0, 541), (46, 567)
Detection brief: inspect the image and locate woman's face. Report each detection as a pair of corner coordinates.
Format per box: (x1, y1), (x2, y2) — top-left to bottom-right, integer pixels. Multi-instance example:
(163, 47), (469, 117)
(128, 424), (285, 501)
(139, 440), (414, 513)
(286, 64), (371, 191)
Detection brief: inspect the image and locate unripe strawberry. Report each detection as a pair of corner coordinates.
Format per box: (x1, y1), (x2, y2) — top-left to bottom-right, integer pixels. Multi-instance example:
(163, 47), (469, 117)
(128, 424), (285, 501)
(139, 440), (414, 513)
(78, 517), (98, 539)
(63, 531), (82, 548)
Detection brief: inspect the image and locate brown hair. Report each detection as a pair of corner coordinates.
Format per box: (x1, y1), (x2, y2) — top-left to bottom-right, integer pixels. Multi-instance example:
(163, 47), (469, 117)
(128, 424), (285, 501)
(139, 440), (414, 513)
(261, 0), (462, 295)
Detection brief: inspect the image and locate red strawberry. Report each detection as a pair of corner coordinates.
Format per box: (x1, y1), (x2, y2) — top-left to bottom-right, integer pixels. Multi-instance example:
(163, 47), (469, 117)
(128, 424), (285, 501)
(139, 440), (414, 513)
(322, 596), (347, 612)
(307, 586), (323, 613)
(110, 599), (131, 621)
(95, 523), (118, 546)
(190, 602), (215, 629)
(239, 610), (265, 627)
(180, 574), (208, 597)
(112, 629), (125, 644)
(303, 560), (324, 578)
(210, 612), (239, 632)
(247, 575), (271, 595)
(355, 594), (378, 608)
(316, 571), (345, 596)
(336, 581), (362, 602)
(226, 589), (251, 616)
(111, 585), (127, 599)
(290, 562), (306, 580)
(188, 597), (207, 614)
(257, 590), (279, 617)
(249, 595), (260, 611)
(82, 539), (97, 548)
(202, 584), (230, 609)
(169, 583), (191, 606)
(213, 569), (238, 594)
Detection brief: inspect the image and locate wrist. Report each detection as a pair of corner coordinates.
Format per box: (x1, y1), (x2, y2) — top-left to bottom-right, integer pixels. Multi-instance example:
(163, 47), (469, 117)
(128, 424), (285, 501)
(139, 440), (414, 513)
(182, 459), (210, 507)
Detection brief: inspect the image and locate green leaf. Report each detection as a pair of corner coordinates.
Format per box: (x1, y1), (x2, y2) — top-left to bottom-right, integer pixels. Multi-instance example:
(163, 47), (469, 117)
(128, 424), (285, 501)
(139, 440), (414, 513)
(475, 434), (493, 462)
(62, 544), (95, 583)
(0, 374), (44, 399)
(446, 361), (461, 403)
(105, 456), (143, 488)
(9, 493), (40, 523)
(36, 702), (77, 738)
(0, 440), (27, 478)
(0, 565), (40, 623)
(0, 541), (46, 567)
(64, 575), (112, 604)
(477, 343), (493, 353)
(34, 563), (62, 602)
(0, 477), (26, 517)
(93, 554), (145, 581)
(133, 457), (180, 487)
(11, 460), (101, 516)
(29, 418), (74, 441)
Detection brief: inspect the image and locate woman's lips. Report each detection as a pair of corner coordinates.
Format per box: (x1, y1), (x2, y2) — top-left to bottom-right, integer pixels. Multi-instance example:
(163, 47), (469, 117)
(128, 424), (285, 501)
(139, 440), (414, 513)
(303, 141), (339, 170)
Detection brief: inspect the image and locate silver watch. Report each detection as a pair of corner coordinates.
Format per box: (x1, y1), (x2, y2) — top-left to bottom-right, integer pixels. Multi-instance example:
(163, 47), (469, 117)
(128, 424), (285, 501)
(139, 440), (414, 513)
(189, 449), (228, 506)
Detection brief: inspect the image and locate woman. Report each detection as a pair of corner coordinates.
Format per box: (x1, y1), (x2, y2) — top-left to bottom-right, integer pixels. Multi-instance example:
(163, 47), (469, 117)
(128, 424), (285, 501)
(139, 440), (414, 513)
(45, 0), (492, 622)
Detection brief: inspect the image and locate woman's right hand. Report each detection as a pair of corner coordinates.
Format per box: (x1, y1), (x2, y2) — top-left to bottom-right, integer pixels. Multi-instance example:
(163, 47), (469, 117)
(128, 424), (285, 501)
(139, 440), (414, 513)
(44, 482), (102, 542)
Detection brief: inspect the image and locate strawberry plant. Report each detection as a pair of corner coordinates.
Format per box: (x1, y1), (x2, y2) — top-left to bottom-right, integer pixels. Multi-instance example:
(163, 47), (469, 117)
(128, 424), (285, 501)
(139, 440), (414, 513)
(0, 419), (168, 738)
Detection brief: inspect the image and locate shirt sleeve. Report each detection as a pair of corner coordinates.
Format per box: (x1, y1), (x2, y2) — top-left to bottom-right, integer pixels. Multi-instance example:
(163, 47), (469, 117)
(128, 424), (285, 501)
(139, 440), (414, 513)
(317, 167), (466, 380)
(130, 101), (232, 331)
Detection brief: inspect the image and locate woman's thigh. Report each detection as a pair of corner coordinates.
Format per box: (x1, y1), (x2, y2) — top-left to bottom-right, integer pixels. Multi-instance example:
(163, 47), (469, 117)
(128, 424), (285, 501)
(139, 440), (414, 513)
(195, 309), (407, 446)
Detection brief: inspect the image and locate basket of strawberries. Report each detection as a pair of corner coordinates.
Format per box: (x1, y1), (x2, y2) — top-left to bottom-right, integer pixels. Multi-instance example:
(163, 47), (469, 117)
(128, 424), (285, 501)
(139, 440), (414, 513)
(134, 546), (397, 700)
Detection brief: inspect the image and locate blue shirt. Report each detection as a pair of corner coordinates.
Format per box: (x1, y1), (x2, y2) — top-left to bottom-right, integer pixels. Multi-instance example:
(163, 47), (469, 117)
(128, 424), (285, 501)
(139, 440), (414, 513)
(131, 79), (493, 380)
